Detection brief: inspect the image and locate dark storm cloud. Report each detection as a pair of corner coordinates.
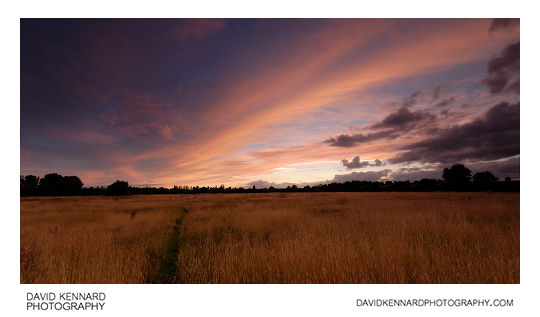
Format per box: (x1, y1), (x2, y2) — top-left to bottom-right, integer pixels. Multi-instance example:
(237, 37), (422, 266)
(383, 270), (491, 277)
(489, 18), (520, 33)
(372, 106), (435, 130)
(388, 101), (519, 164)
(488, 42), (520, 73)
(493, 158), (520, 176)
(327, 41), (520, 153)
(326, 129), (399, 147)
(341, 156), (385, 169)
(326, 104), (436, 147)
(507, 79), (520, 94)
(467, 156), (520, 180)
(483, 42), (520, 94)
(342, 156), (369, 169)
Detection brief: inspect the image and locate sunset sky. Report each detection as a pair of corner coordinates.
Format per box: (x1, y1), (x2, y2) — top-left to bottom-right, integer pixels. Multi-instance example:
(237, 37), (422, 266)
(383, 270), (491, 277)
(20, 18), (520, 188)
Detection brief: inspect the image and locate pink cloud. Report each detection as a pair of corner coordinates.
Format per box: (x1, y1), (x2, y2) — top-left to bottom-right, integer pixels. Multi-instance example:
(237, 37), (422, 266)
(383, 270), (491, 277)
(98, 91), (188, 140)
(133, 20), (519, 186)
(22, 19), (520, 188)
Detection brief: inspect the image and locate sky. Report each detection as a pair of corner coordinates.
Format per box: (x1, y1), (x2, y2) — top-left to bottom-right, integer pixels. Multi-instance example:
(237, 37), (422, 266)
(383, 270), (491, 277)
(20, 18), (520, 188)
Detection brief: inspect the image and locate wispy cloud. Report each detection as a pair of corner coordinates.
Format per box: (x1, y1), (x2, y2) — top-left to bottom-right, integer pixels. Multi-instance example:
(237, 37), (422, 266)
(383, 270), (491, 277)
(20, 19), (520, 187)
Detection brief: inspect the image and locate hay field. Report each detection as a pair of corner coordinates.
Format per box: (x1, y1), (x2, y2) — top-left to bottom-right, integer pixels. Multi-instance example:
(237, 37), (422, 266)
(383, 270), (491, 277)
(20, 192), (519, 284)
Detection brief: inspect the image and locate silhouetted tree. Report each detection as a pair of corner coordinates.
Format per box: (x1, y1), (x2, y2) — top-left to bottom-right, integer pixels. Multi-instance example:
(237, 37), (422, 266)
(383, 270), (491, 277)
(415, 178), (441, 191)
(19, 164), (520, 197)
(443, 164), (472, 190)
(21, 175), (40, 195)
(63, 176), (83, 194)
(38, 173), (65, 195)
(473, 171), (498, 190)
(20, 176), (27, 195)
(107, 180), (130, 195)
(25, 175), (39, 190)
(32, 173), (83, 195)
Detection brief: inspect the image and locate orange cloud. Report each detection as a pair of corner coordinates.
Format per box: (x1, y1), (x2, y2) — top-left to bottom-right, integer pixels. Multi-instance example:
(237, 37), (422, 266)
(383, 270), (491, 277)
(24, 20), (518, 187)
(146, 19), (519, 186)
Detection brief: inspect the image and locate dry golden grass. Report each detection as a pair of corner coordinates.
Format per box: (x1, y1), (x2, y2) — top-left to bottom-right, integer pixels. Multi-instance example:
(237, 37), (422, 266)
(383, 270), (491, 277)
(20, 195), (183, 283)
(176, 192), (519, 283)
(21, 192), (519, 284)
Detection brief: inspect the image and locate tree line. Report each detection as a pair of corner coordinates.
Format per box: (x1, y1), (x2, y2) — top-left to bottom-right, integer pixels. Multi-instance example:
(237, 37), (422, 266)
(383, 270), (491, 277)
(20, 164), (518, 197)
(20, 173), (83, 196)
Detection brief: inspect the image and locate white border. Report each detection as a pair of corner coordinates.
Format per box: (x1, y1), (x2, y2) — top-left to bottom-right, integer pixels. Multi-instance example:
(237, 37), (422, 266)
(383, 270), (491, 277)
(3, 1), (539, 316)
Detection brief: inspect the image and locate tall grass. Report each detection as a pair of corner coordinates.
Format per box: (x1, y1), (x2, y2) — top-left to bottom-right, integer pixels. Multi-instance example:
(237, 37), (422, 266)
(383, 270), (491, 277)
(20, 195), (182, 283)
(21, 192), (519, 283)
(176, 192), (519, 283)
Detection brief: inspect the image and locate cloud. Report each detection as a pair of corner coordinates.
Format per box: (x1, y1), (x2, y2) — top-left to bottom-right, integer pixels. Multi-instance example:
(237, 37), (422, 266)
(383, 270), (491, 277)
(467, 156), (520, 180)
(326, 104), (436, 147)
(432, 85), (442, 100)
(434, 96), (455, 107)
(372, 106), (435, 130)
(342, 156), (369, 169)
(341, 156), (385, 169)
(246, 155), (520, 188)
(98, 92), (187, 140)
(401, 91), (421, 108)
(389, 101), (519, 164)
(489, 18), (520, 33)
(21, 19), (520, 187)
(326, 129), (399, 147)
(507, 79), (520, 94)
(330, 169), (391, 183)
(247, 169), (392, 188)
(117, 20), (519, 186)
(389, 167), (442, 181)
(171, 19), (226, 42)
(483, 42), (520, 94)
(387, 156), (520, 181)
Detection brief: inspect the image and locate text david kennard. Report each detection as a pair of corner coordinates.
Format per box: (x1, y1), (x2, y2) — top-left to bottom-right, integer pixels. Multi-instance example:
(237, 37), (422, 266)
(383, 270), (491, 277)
(27, 292), (106, 311)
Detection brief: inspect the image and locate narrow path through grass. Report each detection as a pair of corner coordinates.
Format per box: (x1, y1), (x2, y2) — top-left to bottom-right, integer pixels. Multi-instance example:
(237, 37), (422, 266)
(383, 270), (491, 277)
(146, 207), (188, 283)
